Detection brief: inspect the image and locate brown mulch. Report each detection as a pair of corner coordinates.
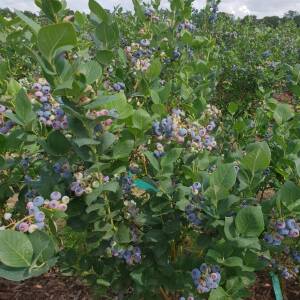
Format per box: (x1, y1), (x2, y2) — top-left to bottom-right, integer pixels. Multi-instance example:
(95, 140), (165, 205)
(0, 272), (91, 300)
(247, 272), (300, 300)
(0, 271), (299, 300)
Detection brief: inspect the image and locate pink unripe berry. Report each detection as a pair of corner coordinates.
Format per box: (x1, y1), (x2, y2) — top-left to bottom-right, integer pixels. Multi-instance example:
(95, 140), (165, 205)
(35, 91), (43, 98)
(104, 119), (113, 126)
(58, 204), (67, 212)
(18, 222), (29, 232)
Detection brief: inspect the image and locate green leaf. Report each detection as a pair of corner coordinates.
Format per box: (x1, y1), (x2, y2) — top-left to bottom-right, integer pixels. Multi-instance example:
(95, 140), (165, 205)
(117, 48), (127, 66)
(15, 88), (35, 125)
(277, 181), (300, 208)
(0, 231), (33, 268)
(161, 148), (182, 171)
(95, 22), (119, 48)
(74, 138), (100, 148)
(205, 186), (229, 205)
(150, 89), (161, 104)
(211, 163), (237, 190)
(235, 206), (264, 237)
(228, 102), (238, 114)
(0, 135), (6, 154)
(151, 103), (167, 116)
(209, 287), (229, 300)
(89, 0), (110, 24)
(223, 256), (254, 271)
(100, 132), (116, 153)
(78, 60), (102, 84)
(144, 151), (160, 171)
(0, 61), (8, 80)
(116, 224), (131, 243)
(38, 23), (77, 61)
(273, 103), (294, 124)
(96, 50), (114, 65)
(132, 109), (152, 131)
(224, 216), (236, 240)
(0, 264), (27, 281)
(27, 257), (57, 278)
(295, 158), (300, 177)
(130, 268), (144, 285)
(28, 231), (56, 263)
(113, 140), (134, 159)
(46, 131), (71, 155)
(96, 278), (111, 287)
(40, 0), (62, 22)
(85, 93), (133, 119)
(241, 142), (271, 174)
(146, 59), (161, 81)
(85, 93), (121, 109)
(6, 78), (21, 96)
(15, 10), (41, 35)
(132, 0), (145, 21)
(4, 111), (23, 126)
(74, 11), (86, 28)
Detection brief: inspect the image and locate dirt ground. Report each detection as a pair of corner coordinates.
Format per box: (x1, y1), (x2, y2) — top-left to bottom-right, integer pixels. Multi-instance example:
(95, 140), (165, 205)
(0, 271), (299, 300)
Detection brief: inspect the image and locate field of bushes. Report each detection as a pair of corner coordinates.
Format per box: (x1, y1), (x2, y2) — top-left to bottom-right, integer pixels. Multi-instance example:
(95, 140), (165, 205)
(0, 0), (300, 299)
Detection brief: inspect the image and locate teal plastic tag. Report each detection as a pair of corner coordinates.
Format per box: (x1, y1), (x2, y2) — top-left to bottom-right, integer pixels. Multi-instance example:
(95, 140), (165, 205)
(270, 272), (283, 300)
(133, 179), (159, 192)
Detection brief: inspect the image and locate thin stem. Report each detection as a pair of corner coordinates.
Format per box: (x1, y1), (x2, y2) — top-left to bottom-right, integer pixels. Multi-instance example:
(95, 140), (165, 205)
(5, 215), (34, 230)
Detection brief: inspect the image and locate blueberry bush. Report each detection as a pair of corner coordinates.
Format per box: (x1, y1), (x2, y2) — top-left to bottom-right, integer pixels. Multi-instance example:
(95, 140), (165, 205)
(0, 0), (300, 299)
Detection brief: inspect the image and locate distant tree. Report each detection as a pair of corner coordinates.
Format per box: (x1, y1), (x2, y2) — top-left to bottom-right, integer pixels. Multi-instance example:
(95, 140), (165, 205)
(0, 8), (14, 18)
(284, 10), (299, 19)
(241, 15), (257, 24)
(262, 16), (280, 27)
(23, 10), (37, 18)
(217, 11), (234, 21)
(294, 15), (300, 27)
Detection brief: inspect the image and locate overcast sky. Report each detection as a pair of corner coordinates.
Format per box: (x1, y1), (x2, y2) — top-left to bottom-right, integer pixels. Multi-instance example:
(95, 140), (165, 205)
(1, 0), (299, 18)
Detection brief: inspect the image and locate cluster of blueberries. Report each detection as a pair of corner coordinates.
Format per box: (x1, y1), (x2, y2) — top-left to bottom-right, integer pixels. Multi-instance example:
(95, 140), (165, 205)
(0, 104), (14, 134)
(121, 174), (134, 194)
(144, 7), (160, 21)
(70, 171), (110, 197)
(112, 82), (125, 92)
(153, 143), (165, 158)
(130, 224), (140, 243)
(191, 263), (221, 293)
(15, 192), (69, 233)
(144, 7), (155, 18)
(53, 161), (72, 178)
(32, 81), (68, 130)
(292, 250), (300, 263)
(209, 1), (218, 23)
(152, 109), (217, 153)
(111, 245), (142, 265)
(177, 20), (196, 32)
(185, 182), (204, 226)
(124, 42), (154, 72)
(264, 218), (300, 246)
(280, 266), (299, 280)
(86, 109), (118, 134)
(20, 156), (31, 170)
(268, 257), (299, 280)
(123, 200), (139, 219)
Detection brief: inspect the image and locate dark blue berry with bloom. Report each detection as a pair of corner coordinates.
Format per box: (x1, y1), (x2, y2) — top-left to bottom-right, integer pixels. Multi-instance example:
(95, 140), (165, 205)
(264, 218), (300, 246)
(191, 263), (221, 293)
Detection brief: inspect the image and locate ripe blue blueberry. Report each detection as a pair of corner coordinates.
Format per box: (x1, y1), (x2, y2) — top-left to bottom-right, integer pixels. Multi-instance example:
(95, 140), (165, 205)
(33, 196), (44, 207)
(34, 211), (45, 222)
